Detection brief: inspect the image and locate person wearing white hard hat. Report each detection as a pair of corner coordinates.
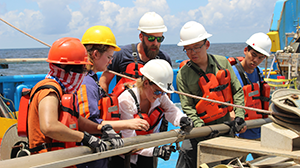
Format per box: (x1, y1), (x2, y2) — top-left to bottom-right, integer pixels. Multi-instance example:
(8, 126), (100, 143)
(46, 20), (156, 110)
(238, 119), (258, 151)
(109, 59), (193, 168)
(176, 21), (246, 168)
(231, 32), (272, 141)
(99, 11), (171, 94)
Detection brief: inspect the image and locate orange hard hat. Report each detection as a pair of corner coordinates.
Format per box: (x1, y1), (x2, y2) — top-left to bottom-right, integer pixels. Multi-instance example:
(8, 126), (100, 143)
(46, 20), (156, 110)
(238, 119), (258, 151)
(47, 37), (92, 65)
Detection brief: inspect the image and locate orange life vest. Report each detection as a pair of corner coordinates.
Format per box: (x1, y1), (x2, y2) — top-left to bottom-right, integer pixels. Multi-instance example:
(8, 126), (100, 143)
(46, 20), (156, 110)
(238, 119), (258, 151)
(99, 93), (120, 121)
(128, 89), (164, 135)
(188, 55), (233, 123)
(227, 56), (244, 66)
(112, 44), (143, 97)
(18, 81), (79, 153)
(179, 59), (190, 69)
(234, 59), (270, 120)
(89, 73), (121, 121)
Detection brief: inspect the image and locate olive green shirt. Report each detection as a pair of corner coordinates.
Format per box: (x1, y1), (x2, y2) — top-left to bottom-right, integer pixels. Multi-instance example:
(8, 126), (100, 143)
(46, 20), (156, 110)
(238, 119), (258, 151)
(176, 54), (245, 129)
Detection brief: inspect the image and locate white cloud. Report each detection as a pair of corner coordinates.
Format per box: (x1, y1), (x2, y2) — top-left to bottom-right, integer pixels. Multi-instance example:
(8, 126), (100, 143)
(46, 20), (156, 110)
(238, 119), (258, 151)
(0, 0), (278, 48)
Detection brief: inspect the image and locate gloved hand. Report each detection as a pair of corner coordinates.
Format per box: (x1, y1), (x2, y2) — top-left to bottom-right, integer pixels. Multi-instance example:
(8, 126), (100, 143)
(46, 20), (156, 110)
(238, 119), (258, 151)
(224, 117), (246, 136)
(81, 131), (108, 153)
(101, 124), (124, 149)
(180, 116), (193, 133)
(153, 145), (176, 161)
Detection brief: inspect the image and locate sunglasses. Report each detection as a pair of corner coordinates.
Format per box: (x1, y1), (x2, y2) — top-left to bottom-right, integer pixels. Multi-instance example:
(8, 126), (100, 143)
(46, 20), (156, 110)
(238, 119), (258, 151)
(149, 81), (166, 96)
(153, 90), (166, 96)
(142, 32), (165, 43)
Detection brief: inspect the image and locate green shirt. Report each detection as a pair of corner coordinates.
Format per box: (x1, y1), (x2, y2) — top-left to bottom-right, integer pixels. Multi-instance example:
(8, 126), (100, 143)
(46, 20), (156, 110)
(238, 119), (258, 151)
(176, 54), (245, 129)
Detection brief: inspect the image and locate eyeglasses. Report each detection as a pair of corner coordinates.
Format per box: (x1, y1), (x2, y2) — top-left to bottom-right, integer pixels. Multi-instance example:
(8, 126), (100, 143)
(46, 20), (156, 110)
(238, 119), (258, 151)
(142, 32), (165, 43)
(183, 40), (207, 53)
(107, 55), (114, 60)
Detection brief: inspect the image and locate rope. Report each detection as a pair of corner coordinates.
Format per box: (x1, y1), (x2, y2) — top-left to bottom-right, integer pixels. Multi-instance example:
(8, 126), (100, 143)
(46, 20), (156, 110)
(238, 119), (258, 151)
(106, 70), (299, 119)
(0, 17), (51, 47)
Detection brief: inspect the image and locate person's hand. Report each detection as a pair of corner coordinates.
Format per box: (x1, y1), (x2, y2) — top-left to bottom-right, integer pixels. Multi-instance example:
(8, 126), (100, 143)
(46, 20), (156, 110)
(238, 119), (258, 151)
(180, 116), (193, 133)
(153, 145), (176, 161)
(128, 118), (150, 131)
(224, 117), (247, 136)
(81, 131), (108, 152)
(101, 124), (124, 149)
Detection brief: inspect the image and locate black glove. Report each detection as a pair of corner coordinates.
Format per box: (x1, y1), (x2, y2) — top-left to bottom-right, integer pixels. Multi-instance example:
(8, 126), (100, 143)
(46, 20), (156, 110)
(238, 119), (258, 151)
(153, 145), (176, 161)
(180, 117), (193, 133)
(224, 117), (246, 136)
(101, 124), (124, 149)
(81, 131), (108, 153)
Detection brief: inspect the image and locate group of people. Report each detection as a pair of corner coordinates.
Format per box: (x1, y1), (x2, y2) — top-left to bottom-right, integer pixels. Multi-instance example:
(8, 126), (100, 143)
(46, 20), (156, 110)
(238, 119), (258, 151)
(25, 10), (272, 168)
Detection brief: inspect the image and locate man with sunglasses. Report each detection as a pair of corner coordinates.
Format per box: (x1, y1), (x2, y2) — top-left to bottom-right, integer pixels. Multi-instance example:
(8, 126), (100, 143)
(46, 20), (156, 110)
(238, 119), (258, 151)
(176, 21), (246, 168)
(231, 33), (272, 141)
(99, 11), (171, 93)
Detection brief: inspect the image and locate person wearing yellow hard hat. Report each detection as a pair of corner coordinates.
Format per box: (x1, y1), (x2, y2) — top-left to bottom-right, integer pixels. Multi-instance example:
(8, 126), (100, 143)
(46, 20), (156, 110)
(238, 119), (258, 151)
(24, 37), (123, 168)
(176, 21), (247, 168)
(76, 26), (149, 168)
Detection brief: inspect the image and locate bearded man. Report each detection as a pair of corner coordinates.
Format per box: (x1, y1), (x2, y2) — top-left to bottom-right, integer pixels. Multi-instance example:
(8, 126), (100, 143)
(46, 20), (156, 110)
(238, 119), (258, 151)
(99, 12), (171, 93)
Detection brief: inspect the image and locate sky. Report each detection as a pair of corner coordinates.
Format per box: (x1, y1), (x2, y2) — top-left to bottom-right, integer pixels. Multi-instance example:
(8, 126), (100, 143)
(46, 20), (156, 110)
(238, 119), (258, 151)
(0, 0), (278, 49)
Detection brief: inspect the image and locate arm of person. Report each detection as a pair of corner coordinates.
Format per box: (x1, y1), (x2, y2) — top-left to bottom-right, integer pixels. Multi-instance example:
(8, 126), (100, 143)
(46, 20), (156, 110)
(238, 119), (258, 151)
(39, 92), (84, 142)
(159, 94), (187, 126)
(99, 71), (115, 93)
(176, 70), (205, 128)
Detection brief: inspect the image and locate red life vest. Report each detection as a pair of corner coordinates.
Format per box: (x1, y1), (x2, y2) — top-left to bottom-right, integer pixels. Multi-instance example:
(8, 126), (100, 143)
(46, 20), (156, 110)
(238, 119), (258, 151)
(18, 81), (79, 153)
(234, 59), (270, 120)
(128, 89), (164, 135)
(188, 55), (233, 123)
(112, 44), (143, 97)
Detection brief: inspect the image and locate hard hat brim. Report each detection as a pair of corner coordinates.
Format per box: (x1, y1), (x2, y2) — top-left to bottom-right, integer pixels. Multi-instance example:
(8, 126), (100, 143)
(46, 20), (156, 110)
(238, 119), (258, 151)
(177, 33), (212, 46)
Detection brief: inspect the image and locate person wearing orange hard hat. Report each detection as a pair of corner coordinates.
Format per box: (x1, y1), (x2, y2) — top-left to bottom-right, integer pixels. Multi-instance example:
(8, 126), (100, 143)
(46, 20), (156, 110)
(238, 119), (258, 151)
(25, 37), (123, 167)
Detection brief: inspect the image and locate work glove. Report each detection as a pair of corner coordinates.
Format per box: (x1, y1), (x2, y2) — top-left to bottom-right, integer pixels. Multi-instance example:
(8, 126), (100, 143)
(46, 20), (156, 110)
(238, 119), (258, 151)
(224, 117), (246, 136)
(81, 131), (108, 153)
(153, 145), (176, 161)
(101, 124), (124, 149)
(180, 116), (193, 133)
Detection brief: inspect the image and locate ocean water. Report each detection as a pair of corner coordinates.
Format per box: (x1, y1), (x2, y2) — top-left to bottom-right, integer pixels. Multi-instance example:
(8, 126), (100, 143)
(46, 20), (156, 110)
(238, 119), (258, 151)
(0, 42), (269, 76)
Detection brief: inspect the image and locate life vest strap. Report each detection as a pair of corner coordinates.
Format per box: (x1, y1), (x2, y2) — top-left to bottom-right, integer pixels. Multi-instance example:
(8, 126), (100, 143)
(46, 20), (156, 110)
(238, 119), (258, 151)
(29, 142), (65, 153)
(209, 83), (228, 92)
(61, 105), (79, 118)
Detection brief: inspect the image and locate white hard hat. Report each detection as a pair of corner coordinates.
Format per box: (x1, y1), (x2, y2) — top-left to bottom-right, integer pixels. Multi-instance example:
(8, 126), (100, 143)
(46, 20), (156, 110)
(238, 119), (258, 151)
(140, 59), (174, 93)
(246, 32), (272, 57)
(177, 21), (212, 46)
(138, 12), (167, 33)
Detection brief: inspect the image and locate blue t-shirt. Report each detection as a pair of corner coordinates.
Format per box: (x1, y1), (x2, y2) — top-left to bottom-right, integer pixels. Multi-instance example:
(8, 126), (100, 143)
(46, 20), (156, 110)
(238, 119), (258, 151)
(107, 43), (172, 82)
(232, 65), (263, 139)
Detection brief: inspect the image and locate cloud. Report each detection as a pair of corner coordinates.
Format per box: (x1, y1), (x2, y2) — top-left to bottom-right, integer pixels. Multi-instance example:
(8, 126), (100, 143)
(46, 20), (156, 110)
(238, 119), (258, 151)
(0, 0), (278, 48)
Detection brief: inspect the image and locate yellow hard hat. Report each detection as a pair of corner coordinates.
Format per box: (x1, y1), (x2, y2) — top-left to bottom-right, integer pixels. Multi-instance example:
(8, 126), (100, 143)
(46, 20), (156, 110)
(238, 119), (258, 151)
(81, 26), (121, 51)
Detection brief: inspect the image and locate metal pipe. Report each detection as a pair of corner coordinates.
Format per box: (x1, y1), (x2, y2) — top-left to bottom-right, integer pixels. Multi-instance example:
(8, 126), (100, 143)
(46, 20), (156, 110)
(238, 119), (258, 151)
(0, 118), (272, 168)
